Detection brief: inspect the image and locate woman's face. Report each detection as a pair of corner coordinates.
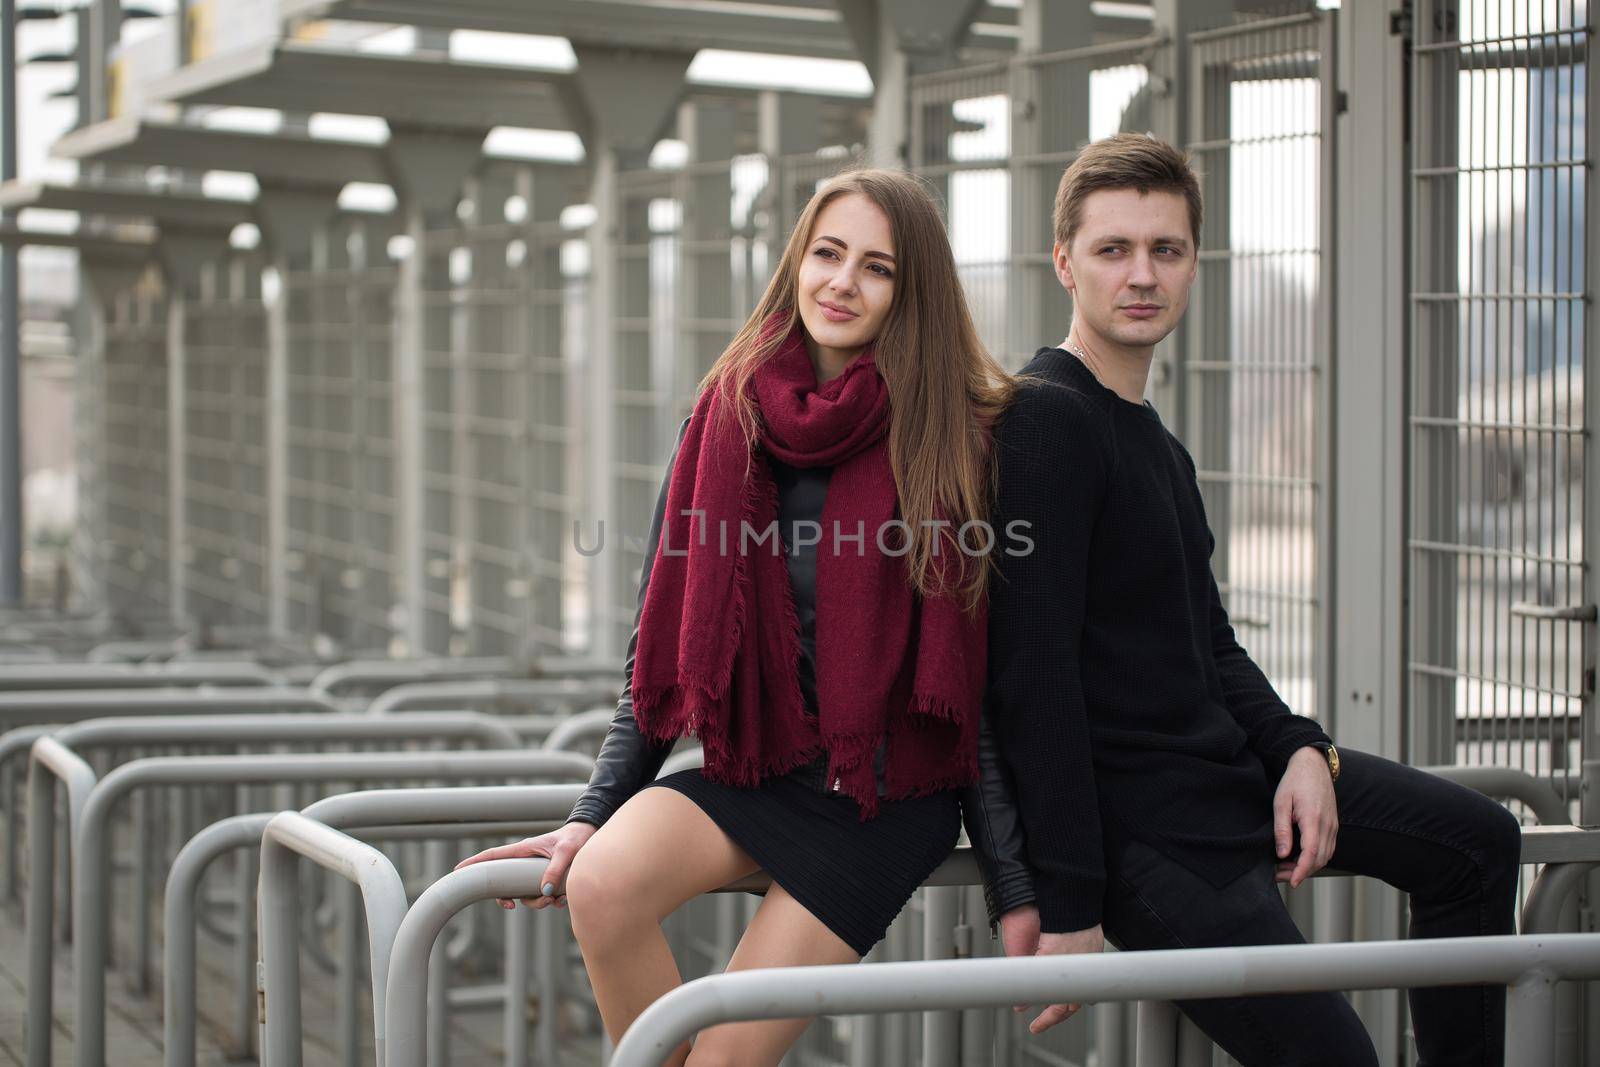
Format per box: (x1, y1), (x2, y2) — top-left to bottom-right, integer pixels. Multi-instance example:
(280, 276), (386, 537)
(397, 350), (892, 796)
(795, 192), (897, 362)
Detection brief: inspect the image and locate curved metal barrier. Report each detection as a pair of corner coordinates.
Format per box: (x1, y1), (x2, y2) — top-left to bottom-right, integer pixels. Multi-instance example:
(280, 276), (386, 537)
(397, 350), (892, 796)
(604, 934), (1600, 1067)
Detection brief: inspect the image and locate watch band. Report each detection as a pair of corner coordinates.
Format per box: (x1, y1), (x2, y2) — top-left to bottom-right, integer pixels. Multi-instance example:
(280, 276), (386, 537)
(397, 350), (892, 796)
(1318, 742), (1341, 783)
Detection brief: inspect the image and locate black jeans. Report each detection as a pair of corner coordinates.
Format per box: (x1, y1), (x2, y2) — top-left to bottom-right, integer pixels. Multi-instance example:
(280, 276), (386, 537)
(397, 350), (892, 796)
(1101, 749), (1523, 1067)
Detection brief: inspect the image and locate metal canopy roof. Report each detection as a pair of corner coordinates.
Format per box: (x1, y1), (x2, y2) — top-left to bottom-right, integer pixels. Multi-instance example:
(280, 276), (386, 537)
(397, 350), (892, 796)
(0, 180), (255, 230)
(52, 116), (390, 187)
(278, 0), (1024, 61)
(0, 222), (157, 260)
(151, 41), (578, 133)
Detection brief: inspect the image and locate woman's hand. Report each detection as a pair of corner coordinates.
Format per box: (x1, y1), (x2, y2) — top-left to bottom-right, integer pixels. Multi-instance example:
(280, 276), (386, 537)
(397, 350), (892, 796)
(455, 821), (598, 910)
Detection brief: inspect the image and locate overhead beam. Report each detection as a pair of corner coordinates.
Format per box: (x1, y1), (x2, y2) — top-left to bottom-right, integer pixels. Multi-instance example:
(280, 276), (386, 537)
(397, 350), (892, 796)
(52, 117), (392, 187)
(278, 0), (1025, 60)
(151, 42), (579, 133)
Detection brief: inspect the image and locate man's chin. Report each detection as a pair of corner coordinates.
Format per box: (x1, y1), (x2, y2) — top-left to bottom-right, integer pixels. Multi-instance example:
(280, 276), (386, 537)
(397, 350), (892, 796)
(1102, 320), (1178, 350)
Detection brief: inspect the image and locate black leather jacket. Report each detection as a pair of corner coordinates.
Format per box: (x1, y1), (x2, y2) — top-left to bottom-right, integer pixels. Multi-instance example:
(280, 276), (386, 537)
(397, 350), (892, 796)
(566, 421), (1037, 925)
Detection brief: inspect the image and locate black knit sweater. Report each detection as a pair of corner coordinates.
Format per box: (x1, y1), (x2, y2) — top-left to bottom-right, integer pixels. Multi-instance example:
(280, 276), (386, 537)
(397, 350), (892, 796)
(987, 347), (1330, 933)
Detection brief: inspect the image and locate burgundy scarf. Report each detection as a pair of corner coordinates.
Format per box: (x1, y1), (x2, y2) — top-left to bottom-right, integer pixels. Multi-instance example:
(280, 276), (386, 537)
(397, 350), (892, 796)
(630, 317), (986, 818)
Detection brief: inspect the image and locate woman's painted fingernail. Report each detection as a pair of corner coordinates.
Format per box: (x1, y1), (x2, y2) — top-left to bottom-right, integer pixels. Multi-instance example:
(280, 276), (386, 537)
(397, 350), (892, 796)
(542, 882), (555, 896)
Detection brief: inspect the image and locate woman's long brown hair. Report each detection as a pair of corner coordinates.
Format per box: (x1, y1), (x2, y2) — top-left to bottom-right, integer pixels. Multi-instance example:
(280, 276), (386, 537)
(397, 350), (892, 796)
(699, 168), (1015, 612)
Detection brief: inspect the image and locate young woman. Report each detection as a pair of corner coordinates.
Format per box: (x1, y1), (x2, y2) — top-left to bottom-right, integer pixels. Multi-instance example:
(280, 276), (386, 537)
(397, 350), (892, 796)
(457, 168), (1013, 1066)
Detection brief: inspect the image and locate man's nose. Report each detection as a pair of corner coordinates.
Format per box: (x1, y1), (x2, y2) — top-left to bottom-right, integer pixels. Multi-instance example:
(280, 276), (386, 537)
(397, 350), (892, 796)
(1128, 252), (1158, 289)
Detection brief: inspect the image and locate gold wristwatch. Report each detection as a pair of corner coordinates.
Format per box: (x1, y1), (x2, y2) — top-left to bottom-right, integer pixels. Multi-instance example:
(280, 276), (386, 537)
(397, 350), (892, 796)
(1315, 742), (1341, 783)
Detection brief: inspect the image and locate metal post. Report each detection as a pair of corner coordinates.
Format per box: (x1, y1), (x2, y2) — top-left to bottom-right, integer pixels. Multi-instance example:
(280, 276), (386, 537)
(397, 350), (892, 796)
(25, 761), (59, 1067)
(920, 886), (960, 1067)
(506, 905), (533, 1067)
(1135, 999), (1178, 1067)
(395, 202), (427, 656)
(0, 0), (20, 607)
(167, 287), (188, 628)
(231, 801), (260, 1057)
(264, 256), (289, 638)
(1505, 967), (1558, 1066)
(336, 880), (362, 1067)
(259, 813), (409, 1067)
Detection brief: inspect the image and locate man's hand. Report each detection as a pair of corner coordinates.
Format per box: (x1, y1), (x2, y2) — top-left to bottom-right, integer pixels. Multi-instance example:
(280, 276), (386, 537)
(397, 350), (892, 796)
(998, 905), (1104, 1034)
(1274, 745), (1339, 888)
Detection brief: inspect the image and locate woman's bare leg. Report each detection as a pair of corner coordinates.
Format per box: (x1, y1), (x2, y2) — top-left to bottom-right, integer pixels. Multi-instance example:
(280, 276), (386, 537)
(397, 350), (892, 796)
(684, 883), (862, 1067)
(563, 787), (761, 1061)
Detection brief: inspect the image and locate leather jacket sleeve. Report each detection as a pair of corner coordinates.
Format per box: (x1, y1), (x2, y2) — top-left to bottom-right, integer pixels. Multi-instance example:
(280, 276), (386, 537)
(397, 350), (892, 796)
(961, 702), (1038, 925)
(567, 421), (689, 828)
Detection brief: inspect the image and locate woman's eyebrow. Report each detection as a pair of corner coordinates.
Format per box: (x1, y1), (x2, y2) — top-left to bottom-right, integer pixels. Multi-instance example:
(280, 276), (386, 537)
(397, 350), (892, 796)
(816, 234), (896, 262)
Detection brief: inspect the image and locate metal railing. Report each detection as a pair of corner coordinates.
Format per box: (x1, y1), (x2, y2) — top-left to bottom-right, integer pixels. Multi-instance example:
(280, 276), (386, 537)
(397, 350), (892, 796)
(0, 688), (342, 904)
(162, 782), (587, 1067)
(373, 819), (1600, 1067)
(26, 730), (590, 1067)
(606, 934), (1600, 1067)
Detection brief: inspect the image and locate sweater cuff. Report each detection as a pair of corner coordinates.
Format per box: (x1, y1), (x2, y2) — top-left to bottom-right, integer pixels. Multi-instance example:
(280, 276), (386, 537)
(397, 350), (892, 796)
(1034, 875), (1105, 934)
(1259, 724), (1334, 784)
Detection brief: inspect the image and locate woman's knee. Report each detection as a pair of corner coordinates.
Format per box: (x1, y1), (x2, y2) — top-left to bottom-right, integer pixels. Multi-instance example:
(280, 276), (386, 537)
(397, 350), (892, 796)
(565, 842), (648, 944)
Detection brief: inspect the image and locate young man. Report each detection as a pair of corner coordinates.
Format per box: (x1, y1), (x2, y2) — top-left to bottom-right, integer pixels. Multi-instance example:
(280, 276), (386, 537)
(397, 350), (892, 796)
(966, 133), (1522, 1066)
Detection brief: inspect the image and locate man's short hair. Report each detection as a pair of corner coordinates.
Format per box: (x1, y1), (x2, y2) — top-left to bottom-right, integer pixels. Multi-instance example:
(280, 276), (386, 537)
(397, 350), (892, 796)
(1052, 132), (1203, 251)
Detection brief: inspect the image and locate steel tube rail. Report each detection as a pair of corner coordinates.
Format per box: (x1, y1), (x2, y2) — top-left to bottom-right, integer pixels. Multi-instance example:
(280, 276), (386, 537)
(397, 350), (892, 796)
(1421, 764), (1572, 828)
(56, 750), (593, 1067)
(3, 689), (339, 894)
(24, 738), (94, 1067)
(363, 678), (617, 716)
(606, 935), (1600, 1067)
(380, 822), (1600, 1067)
(386, 858), (554, 1067)
(260, 813), (410, 1067)
(0, 662), (277, 691)
(0, 686), (340, 728)
(163, 784), (587, 1067)
(383, 846), (989, 1067)
(308, 657), (517, 697)
(538, 707), (617, 751)
(19, 709), (526, 982)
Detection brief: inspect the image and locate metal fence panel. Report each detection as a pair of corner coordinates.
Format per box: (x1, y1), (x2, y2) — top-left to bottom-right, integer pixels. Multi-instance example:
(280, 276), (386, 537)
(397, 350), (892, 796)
(100, 278), (171, 619)
(417, 166), (584, 659)
(1187, 11), (1333, 726)
(909, 36), (1173, 370)
(283, 217), (401, 653)
(182, 256), (269, 629)
(1408, 0), (1592, 811)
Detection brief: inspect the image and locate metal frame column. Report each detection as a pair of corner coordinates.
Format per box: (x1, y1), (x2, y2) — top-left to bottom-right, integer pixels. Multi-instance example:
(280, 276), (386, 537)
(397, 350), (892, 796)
(386, 127), (485, 656)
(256, 185), (337, 641)
(569, 44), (692, 660)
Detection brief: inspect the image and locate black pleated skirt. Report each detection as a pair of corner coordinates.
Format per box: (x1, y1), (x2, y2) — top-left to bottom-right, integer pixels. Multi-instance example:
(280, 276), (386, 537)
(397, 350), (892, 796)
(647, 767), (960, 956)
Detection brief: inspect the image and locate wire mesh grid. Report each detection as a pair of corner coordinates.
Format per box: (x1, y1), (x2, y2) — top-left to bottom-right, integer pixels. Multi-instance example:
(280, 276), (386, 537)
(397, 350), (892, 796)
(282, 218), (401, 654)
(181, 257), (269, 629)
(1187, 11), (1331, 725)
(417, 168), (581, 659)
(909, 35), (1172, 370)
(1408, 0), (1592, 814)
(100, 278), (171, 617)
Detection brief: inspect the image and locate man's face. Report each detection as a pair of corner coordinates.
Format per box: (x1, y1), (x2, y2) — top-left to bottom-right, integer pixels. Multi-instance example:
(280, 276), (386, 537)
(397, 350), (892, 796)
(1055, 187), (1197, 352)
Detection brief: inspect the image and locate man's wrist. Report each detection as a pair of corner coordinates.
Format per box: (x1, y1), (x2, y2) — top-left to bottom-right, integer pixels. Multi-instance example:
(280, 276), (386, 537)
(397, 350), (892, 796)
(1300, 741), (1340, 782)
